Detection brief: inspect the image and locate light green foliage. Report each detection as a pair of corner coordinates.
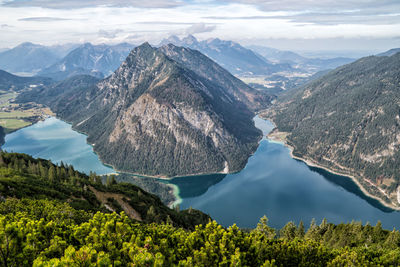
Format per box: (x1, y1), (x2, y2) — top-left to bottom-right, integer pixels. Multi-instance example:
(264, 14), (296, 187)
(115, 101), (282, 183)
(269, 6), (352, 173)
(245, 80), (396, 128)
(1, 206), (399, 266)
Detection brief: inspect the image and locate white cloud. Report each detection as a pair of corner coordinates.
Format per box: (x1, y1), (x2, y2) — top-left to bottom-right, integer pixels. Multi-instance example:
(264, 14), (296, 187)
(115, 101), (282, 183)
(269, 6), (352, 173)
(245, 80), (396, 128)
(0, 0), (398, 53)
(3, 0), (184, 9)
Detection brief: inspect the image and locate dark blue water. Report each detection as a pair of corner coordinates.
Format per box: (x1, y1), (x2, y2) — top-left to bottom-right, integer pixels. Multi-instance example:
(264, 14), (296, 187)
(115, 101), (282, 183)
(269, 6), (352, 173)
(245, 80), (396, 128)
(2, 117), (114, 175)
(3, 116), (400, 229)
(169, 116), (400, 229)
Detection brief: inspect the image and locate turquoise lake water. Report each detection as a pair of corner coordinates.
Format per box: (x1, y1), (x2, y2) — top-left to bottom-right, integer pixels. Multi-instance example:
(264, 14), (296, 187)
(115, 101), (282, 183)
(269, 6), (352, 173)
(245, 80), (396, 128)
(2, 117), (114, 175)
(169, 116), (400, 229)
(3, 116), (400, 229)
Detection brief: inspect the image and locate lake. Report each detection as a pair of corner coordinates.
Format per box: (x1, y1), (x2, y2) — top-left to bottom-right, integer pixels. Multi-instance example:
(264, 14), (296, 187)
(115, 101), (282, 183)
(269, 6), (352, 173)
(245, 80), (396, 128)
(3, 116), (400, 229)
(168, 116), (400, 229)
(2, 117), (114, 175)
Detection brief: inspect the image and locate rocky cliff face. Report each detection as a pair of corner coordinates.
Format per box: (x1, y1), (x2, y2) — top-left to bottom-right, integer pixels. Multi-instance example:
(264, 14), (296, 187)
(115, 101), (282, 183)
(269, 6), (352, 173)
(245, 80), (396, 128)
(24, 43), (266, 177)
(264, 52), (400, 208)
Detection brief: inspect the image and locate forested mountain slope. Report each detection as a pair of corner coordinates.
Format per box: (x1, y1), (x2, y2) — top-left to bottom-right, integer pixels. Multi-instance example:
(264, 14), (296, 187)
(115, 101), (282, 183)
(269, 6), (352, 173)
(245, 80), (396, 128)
(263, 52), (400, 208)
(17, 43), (266, 177)
(0, 151), (209, 228)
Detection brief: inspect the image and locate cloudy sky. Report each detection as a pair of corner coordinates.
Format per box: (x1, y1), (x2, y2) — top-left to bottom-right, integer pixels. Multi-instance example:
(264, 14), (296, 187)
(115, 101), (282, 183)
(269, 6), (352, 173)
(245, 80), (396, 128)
(0, 0), (399, 55)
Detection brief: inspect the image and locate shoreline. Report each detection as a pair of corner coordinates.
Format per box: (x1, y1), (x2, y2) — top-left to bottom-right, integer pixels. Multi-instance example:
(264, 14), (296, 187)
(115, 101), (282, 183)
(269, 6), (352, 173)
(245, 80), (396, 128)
(264, 117), (400, 211)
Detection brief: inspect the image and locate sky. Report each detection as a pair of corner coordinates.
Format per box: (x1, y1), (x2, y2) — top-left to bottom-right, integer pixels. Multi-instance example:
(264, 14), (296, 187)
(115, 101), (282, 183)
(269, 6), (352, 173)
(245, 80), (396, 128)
(0, 0), (399, 55)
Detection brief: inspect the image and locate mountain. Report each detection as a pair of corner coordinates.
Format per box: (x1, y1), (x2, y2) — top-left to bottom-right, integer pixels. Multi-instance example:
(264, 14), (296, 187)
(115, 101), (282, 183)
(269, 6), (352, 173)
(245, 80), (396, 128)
(18, 43), (268, 177)
(377, 48), (400, 57)
(249, 45), (355, 72)
(158, 44), (271, 111)
(39, 43), (134, 81)
(0, 69), (52, 91)
(0, 42), (62, 74)
(263, 52), (400, 208)
(159, 35), (292, 75)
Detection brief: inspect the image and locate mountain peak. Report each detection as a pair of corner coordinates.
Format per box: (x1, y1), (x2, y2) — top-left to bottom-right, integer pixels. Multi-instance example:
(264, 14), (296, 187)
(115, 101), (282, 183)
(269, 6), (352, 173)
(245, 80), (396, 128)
(182, 34), (198, 45)
(18, 42), (39, 48)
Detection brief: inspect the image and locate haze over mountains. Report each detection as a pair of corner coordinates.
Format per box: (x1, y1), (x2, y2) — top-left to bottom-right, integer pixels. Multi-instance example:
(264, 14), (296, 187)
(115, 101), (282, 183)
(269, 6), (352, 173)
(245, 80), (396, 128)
(159, 35), (292, 75)
(18, 43), (268, 177)
(264, 51), (400, 208)
(248, 45), (355, 73)
(0, 42), (78, 75)
(39, 43), (134, 81)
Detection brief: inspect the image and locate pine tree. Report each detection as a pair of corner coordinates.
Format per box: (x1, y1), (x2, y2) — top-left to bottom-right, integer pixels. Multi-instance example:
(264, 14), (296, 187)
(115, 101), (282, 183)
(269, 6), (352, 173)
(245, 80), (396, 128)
(280, 221), (297, 240)
(256, 215), (276, 239)
(296, 220), (305, 238)
(48, 165), (56, 183)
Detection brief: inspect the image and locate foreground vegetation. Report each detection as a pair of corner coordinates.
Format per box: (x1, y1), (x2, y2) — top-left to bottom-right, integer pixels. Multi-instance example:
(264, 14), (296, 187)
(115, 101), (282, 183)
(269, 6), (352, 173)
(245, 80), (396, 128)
(2, 200), (400, 266)
(0, 152), (400, 265)
(0, 152), (209, 229)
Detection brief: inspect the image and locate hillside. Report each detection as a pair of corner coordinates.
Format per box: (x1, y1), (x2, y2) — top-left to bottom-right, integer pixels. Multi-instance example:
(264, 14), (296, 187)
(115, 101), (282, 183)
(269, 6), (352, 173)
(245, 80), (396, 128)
(0, 69), (52, 91)
(159, 35), (292, 75)
(39, 43), (133, 80)
(262, 52), (400, 208)
(0, 151), (209, 227)
(17, 43), (266, 177)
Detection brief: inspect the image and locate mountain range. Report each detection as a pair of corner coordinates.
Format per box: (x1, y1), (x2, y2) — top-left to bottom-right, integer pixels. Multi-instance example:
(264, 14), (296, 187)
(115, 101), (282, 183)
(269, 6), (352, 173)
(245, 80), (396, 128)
(0, 42), (77, 75)
(39, 42), (134, 80)
(18, 43), (270, 177)
(263, 51), (400, 208)
(159, 35), (292, 75)
(249, 45), (355, 73)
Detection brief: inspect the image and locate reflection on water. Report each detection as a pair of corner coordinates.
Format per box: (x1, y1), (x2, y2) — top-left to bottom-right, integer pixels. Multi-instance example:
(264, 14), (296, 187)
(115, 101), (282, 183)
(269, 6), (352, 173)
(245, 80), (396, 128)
(306, 164), (393, 213)
(168, 117), (400, 229)
(169, 174), (226, 198)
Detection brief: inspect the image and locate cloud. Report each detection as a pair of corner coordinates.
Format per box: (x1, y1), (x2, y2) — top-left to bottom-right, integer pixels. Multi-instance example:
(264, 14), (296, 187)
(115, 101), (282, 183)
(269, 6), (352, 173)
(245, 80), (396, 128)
(184, 23), (216, 34)
(1, 24), (13, 28)
(98, 29), (124, 38)
(18, 16), (71, 21)
(204, 16), (273, 20)
(206, 0), (400, 26)
(3, 0), (184, 9)
(136, 21), (194, 25)
(220, 0), (400, 12)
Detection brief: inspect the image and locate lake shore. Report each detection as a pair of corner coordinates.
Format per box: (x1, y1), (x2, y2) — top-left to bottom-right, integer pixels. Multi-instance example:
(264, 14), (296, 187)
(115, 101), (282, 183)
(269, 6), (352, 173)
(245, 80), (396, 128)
(264, 117), (400, 212)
